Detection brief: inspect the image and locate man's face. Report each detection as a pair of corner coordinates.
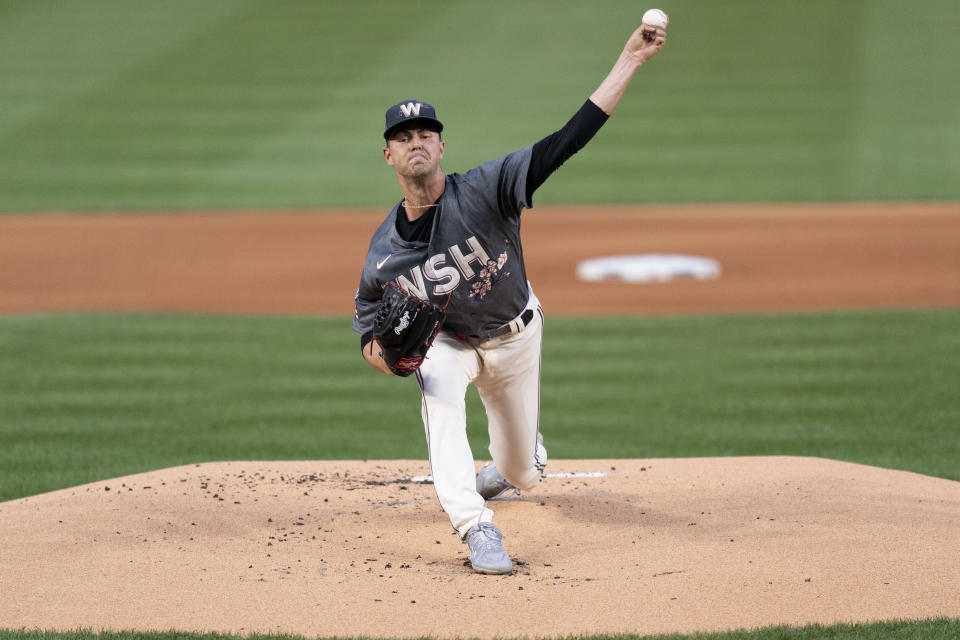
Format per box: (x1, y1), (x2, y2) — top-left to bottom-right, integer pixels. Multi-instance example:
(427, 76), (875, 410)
(383, 127), (445, 179)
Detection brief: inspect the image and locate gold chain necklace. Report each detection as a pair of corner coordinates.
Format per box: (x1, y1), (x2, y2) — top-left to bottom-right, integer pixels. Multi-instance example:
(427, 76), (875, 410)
(402, 199), (437, 209)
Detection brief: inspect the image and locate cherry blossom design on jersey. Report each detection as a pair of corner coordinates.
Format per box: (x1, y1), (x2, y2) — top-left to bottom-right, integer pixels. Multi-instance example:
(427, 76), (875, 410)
(470, 250), (510, 299)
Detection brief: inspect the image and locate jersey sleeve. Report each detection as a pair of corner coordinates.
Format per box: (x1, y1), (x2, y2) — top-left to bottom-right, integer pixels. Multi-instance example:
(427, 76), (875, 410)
(526, 99), (609, 203)
(352, 215), (394, 338)
(458, 146), (533, 219)
(352, 287), (379, 337)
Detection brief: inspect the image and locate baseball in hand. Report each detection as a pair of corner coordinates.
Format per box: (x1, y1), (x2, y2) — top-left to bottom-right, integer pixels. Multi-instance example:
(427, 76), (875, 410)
(642, 8), (669, 29)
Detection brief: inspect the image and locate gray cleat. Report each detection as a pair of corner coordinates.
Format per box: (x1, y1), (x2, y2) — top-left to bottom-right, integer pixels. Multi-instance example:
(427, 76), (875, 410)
(476, 432), (547, 500)
(475, 462), (518, 500)
(465, 522), (513, 574)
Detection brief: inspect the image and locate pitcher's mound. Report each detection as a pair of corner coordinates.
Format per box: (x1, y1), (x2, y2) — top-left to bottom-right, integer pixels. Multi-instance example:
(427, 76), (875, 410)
(1, 457), (958, 638)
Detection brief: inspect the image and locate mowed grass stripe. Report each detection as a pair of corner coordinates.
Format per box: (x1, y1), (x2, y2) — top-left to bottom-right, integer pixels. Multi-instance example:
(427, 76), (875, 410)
(2, 309), (958, 503)
(543, 311), (960, 475)
(1, 617), (959, 639)
(2, 0), (959, 211)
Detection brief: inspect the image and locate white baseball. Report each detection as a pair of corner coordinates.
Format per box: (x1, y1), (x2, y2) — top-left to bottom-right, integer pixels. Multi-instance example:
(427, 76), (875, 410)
(642, 8), (669, 29)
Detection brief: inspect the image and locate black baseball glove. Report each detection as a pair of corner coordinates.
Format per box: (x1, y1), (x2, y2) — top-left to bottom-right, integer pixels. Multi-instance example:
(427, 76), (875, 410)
(372, 282), (446, 377)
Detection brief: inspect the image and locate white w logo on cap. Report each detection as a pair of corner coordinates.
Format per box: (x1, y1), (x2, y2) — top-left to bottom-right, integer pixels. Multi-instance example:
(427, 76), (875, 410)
(398, 102), (422, 118)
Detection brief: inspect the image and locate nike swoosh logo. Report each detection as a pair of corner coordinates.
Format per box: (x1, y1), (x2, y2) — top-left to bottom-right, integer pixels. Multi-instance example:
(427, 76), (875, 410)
(376, 254), (393, 270)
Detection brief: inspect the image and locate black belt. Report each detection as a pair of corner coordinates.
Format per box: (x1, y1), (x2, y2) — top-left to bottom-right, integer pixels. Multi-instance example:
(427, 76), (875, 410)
(479, 308), (534, 342)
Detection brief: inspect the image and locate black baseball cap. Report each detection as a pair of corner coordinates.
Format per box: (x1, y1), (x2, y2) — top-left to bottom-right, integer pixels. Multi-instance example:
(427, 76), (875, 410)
(384, 100), (443, 139)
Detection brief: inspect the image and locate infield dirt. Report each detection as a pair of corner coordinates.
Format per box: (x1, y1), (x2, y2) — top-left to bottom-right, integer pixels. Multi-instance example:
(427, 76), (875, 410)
(2, 202), (958, 314)
(1, 202), (959, 637)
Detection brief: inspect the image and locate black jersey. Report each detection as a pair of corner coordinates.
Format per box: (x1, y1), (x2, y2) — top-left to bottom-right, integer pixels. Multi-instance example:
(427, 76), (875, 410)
(354, 147), (533, 339)
(353, 99), (609, 340)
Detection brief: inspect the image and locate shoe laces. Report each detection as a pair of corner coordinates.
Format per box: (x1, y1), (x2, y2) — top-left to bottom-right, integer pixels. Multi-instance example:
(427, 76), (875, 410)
(469, 522), (504, 547)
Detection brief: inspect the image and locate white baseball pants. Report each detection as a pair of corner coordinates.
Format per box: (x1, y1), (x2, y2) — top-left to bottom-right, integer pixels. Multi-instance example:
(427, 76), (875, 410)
(415, 289), (544, 538)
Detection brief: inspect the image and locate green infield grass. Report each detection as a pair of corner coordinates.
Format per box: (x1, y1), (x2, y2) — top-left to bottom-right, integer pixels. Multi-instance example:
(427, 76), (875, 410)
(2, 0), (959, 212)
(2, 308), (958, 503)
(2, 308), (959, 639)
(1, 616), (959, 639)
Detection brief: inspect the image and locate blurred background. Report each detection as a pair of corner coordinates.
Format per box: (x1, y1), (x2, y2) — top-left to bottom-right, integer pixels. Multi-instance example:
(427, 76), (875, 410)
(2, 0), (958, 213)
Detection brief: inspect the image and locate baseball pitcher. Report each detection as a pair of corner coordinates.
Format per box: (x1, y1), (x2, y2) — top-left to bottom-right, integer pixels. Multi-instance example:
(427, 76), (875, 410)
(353, 20), (668, 574)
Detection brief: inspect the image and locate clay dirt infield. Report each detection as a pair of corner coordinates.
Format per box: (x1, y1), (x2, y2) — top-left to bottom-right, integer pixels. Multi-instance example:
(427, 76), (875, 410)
(1, 202), (958, 314)
(1, 202), (960, 637)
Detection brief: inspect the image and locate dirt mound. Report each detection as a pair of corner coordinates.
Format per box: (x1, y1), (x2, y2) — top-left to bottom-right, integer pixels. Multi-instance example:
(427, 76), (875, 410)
(2, 457), (958, 637)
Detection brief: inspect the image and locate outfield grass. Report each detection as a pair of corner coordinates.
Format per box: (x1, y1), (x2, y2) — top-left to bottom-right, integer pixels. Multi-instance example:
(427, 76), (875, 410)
(1, 0), (958, 212)
(2, 308), (958, 503)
